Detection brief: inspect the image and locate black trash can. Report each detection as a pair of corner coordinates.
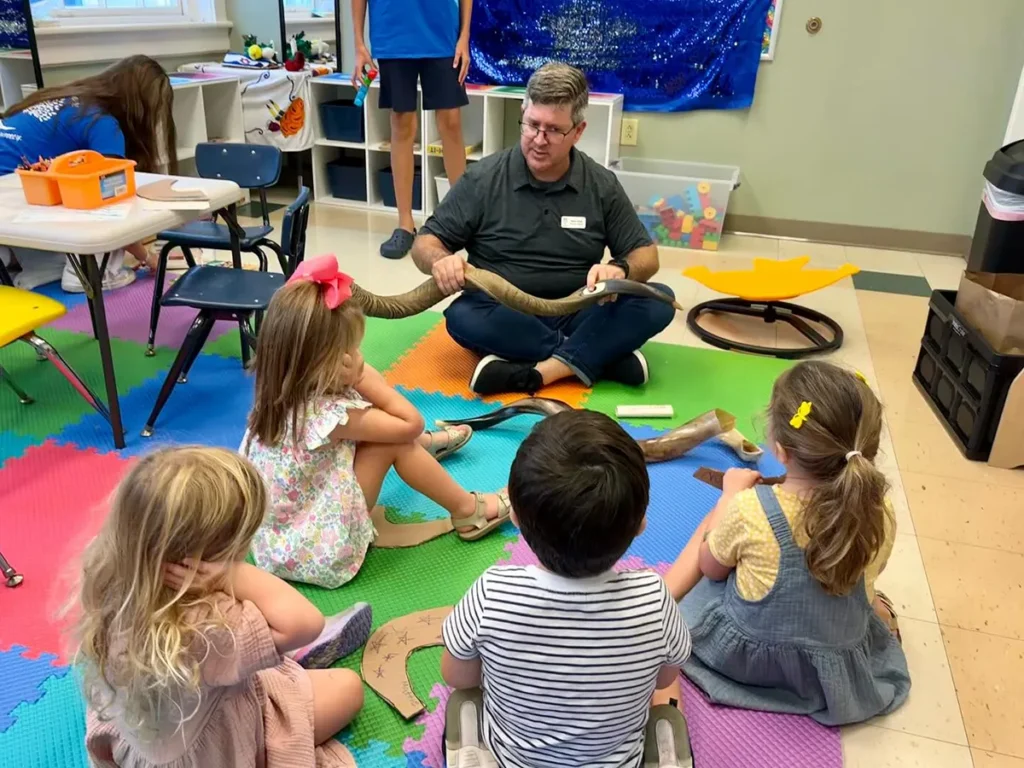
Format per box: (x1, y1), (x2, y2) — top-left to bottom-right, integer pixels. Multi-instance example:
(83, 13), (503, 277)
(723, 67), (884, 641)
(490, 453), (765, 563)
(966, 140), (1024, 274)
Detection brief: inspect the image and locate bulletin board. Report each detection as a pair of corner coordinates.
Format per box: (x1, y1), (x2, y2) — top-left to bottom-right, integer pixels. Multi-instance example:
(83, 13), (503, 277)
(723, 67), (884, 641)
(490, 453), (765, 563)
(761, 0), (783, 60)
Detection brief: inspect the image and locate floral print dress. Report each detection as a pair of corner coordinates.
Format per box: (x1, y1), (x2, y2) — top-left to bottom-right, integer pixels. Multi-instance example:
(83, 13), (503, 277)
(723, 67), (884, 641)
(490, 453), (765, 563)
(243, 392), (376, 588)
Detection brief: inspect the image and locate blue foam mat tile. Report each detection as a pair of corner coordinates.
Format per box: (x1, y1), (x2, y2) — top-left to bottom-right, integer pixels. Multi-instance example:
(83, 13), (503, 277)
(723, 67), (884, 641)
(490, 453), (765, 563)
(32, 281), (89, 312)
(622, 425), (786, 567)
(0, 431), (38, 469)
(0, 671), (88, 767)
(0, 645), (70, 733)
(54, 354), (254, 457)
(380, 388), (542, 524)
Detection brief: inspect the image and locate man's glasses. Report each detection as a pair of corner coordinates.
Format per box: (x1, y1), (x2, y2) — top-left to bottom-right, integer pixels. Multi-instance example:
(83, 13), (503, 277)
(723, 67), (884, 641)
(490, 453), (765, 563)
(519, 120), (577, 145)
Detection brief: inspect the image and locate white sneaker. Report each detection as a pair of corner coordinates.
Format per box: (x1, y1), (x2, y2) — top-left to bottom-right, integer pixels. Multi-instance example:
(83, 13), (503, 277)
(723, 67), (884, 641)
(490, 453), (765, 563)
(61, 254), (136, 294)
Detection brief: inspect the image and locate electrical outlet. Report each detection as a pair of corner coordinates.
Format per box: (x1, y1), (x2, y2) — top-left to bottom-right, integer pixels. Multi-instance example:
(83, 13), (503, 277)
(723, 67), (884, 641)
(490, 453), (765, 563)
(620, 118), (639, 146)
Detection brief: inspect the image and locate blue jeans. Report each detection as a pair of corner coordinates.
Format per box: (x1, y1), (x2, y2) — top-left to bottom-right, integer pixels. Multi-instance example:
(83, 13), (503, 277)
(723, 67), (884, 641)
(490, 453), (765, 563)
(443, 284), (676, 386)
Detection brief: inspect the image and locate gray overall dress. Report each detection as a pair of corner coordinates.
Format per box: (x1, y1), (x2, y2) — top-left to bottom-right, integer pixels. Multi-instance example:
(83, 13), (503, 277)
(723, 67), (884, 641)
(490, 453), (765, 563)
(680, 485), (911, 726)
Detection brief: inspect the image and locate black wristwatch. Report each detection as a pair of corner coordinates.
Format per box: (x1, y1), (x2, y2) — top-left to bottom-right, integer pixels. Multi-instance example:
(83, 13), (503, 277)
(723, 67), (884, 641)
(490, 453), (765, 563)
(610, 258), (630, 279)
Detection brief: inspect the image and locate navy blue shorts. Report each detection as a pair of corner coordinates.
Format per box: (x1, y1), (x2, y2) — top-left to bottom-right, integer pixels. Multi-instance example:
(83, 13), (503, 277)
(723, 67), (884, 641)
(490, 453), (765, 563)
(378, 57), (469, 113)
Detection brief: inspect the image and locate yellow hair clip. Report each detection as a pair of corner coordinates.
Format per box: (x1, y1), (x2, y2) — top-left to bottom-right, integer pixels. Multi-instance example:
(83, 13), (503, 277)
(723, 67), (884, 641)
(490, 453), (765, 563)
(854, 370), (868, 384)
(790, 401), (812, 429)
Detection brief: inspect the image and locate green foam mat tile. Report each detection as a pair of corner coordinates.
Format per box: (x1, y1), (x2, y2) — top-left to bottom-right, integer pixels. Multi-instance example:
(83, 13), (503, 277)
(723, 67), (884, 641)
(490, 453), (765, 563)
(202, 313), (441, 372)
(194, 327), (245, 360)
(293, 527), (517, 756)
(365, 313), (442, 372)
(0, 330), (177, 439)
(585, 342), (792, 438)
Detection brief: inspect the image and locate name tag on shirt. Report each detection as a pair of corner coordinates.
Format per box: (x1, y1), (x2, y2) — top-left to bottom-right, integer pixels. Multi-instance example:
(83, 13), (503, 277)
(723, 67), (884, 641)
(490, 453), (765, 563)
(561, 215), (587, 229)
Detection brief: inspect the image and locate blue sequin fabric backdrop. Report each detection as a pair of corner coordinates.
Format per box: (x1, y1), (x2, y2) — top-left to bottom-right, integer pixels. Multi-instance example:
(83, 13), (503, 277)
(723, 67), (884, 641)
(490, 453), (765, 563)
(470, 0), (772, 112)
(0, 0), (29, 49)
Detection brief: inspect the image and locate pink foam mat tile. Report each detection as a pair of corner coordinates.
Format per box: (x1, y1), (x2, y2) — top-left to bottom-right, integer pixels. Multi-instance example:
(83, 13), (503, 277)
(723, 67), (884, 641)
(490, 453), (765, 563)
(47, 271), (235, 350)
(0, 441), (135, 662)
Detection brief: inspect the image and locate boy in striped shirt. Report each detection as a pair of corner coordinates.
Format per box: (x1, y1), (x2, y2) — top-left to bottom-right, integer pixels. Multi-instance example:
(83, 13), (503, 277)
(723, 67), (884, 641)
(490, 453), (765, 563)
(441, 411), (692, 768)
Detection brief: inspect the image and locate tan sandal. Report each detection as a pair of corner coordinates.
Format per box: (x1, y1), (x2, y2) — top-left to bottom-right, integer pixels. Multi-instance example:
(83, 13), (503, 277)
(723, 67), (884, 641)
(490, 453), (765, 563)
(425, 425), (473, 461)
(875, 590), (902, 645)
(456, 490), (512, 542)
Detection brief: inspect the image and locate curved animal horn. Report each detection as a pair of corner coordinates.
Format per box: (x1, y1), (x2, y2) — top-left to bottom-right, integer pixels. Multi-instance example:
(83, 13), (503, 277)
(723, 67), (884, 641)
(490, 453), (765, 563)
(435, 399), (739, 465)
(635, 409), (735, 464)
(349, 264), (682, 320)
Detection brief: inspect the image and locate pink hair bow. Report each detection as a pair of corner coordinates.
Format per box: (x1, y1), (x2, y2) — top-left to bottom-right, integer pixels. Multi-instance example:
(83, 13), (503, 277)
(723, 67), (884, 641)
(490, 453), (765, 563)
(287, 255), (353, 309)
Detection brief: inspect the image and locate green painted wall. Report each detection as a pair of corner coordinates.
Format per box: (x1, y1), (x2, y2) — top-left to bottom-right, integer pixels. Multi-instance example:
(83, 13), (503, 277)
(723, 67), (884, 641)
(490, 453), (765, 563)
(618, 0), (1024, 235)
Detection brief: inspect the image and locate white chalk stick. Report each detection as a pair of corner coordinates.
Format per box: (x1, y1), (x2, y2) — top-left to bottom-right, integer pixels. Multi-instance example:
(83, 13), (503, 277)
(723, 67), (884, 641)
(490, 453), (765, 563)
(615, 405), (675, 419)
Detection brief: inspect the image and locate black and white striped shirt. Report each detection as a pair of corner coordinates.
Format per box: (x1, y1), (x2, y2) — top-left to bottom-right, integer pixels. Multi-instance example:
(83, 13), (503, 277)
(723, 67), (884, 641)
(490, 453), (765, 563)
(442, 566), (691, 768)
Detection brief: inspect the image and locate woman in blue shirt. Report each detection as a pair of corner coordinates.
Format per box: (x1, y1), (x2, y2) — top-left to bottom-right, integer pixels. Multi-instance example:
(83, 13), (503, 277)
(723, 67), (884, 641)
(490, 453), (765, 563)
(0, 55), (177, 292)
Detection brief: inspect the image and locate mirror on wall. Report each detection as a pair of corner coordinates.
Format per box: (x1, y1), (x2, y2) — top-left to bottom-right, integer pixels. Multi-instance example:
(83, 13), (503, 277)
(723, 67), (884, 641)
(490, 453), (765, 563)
(280, 0), (337, 70)
(221, 0), (286, 60)
(0, 0), (44, 114)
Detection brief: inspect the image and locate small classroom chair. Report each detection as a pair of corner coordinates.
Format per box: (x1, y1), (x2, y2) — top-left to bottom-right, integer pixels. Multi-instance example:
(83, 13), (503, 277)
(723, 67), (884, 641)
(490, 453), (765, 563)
(147, 143), (287, 356)
(141, 266), (286, 437)
(0, 286), (112, 587)
(277, 186), (311, 275)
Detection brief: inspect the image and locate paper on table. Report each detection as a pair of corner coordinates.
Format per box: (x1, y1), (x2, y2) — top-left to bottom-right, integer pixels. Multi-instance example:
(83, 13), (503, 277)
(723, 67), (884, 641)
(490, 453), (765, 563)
(12, 203), (133, 224)
(137, 179), (211, 211)
(140, 199), (211, 211)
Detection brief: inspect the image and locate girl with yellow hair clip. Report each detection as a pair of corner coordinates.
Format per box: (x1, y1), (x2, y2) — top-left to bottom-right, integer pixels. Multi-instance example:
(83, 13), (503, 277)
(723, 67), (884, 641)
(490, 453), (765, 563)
(663, 360), (910, 726)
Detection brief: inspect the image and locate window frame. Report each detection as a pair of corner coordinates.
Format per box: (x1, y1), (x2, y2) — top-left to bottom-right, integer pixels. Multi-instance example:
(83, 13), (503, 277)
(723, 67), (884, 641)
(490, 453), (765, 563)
(45, 0), (207, 25)
(281, 0), (335, 19)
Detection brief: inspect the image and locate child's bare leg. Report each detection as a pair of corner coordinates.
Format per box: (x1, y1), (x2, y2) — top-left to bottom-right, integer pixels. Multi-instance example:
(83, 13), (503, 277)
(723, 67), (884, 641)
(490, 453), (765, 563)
(663, 516), (712, 602)
(353, 442), (502, 531)
(308, 668), (364, 744)
(652, 675), (683, 709)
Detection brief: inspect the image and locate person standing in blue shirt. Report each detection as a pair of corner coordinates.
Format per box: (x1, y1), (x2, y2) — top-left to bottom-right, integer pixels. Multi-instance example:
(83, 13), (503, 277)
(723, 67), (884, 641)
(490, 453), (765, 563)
(0, 55), (177, 292)
(351, 0), (472, 259)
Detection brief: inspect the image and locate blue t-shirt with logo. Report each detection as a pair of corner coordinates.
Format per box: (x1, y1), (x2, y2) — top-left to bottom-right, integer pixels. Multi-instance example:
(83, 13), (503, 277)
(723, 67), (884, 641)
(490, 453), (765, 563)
(369, 0), (460, 60)
(0, 98), (126, 176)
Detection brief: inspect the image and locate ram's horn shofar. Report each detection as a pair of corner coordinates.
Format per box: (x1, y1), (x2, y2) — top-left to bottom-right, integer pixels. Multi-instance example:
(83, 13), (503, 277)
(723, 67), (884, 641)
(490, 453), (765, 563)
(437, 398), (736, 465)
(350, 264), (682, 319)
(435, 397), (573, 429)
(694, 467), (786, 490)
(635, 409), (734, 463)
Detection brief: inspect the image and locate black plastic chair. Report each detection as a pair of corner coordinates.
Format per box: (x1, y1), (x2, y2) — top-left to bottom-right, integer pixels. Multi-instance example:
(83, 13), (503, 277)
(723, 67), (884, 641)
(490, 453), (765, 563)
(142, 266), (286, 437)
(147, 143), (287, 356)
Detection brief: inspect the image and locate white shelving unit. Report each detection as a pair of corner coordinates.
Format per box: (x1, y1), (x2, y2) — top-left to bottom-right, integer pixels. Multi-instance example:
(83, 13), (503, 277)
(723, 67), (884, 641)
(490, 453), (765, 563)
(0, 49), (37, 114)
(309, 73), (624, 217)
(168, 76), (245, 169)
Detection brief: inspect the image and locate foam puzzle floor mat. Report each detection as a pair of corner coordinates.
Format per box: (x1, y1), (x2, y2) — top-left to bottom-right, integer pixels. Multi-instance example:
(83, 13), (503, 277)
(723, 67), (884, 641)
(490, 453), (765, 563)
(0, 285), (841, 767)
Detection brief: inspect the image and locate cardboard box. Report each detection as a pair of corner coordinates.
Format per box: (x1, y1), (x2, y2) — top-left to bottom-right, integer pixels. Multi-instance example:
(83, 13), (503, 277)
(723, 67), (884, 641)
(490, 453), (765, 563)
(956, 272), (1024, 355)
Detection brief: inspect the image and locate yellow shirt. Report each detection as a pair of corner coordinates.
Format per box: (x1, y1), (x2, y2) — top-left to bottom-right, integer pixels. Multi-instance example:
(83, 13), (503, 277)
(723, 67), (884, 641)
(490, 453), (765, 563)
(706, 486), (895, 602)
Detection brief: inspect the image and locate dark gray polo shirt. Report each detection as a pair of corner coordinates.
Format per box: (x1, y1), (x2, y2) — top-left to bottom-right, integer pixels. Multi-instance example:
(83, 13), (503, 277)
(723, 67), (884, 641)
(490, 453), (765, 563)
(419, 146), (653, 299)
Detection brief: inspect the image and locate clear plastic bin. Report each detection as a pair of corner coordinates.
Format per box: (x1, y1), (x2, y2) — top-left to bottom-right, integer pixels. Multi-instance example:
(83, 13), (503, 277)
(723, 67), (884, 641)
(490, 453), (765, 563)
(435, 175), (451, 203)
(611, 158), (740, 251)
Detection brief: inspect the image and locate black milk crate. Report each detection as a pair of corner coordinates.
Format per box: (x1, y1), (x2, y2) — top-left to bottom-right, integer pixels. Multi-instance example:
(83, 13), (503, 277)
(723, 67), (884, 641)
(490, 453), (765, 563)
(912, 289), (1024, 461)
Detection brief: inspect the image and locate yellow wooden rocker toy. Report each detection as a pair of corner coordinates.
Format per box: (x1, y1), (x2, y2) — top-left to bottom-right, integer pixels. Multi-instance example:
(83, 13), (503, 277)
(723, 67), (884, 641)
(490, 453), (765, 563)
(684, 256), (860, 358)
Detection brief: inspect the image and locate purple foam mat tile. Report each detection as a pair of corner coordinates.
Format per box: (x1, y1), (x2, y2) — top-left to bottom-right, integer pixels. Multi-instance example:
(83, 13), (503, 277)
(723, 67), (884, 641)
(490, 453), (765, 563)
(680, 677), (842, 768)
(47, 271), (234, 349)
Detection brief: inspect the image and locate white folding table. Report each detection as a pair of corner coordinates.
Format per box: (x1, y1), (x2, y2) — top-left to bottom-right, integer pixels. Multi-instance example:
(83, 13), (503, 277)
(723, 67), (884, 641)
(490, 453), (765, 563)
(0, 173), (245, 449)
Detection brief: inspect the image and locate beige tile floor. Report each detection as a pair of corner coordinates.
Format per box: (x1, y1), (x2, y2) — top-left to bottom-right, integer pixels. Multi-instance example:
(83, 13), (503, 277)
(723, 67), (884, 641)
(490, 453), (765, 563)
(232, 202), (1023, 767)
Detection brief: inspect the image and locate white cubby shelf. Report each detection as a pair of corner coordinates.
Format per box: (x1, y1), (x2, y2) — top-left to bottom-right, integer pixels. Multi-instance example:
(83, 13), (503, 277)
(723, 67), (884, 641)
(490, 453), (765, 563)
(168, 76), (245, 170)
(309, 73), (624, 218)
